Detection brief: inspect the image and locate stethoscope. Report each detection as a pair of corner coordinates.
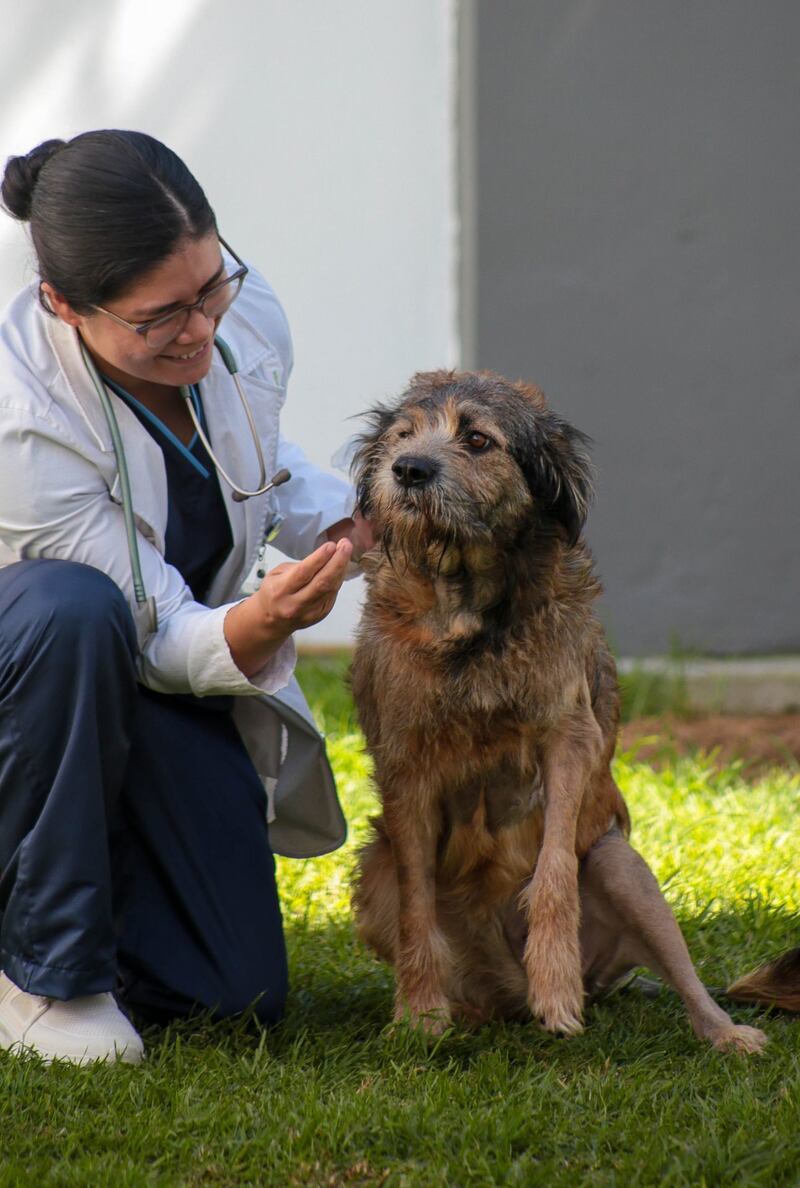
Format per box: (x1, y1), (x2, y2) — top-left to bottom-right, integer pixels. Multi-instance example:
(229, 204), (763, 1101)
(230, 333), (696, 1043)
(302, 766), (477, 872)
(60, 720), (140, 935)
(80, 334), (291, 635)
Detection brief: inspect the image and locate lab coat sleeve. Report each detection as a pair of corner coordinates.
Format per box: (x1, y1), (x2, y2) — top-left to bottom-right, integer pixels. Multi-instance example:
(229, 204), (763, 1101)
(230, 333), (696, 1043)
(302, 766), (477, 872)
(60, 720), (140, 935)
(272, 433), (356, 560)
(0, 408), (295, 698)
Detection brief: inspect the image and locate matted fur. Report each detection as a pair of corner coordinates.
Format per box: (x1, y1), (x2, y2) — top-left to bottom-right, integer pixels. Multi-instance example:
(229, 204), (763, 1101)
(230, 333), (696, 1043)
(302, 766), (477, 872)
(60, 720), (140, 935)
(350, 370), (766, 1053)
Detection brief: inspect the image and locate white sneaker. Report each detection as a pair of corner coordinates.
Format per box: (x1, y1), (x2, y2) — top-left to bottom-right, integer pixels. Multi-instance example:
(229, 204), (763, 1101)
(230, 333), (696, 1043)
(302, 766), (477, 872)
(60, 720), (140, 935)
(0, 972), (144, 1064)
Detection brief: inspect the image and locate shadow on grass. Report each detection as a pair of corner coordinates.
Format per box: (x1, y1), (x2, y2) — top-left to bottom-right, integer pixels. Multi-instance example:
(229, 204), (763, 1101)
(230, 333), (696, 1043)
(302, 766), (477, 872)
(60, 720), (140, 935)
(240, 900), (798, 1069)
(129, 891), (798, 1082)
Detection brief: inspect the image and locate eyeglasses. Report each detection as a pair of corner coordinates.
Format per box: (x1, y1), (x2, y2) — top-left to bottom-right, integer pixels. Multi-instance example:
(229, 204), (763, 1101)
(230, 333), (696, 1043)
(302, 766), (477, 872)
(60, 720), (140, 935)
(90, 236), (249, 350)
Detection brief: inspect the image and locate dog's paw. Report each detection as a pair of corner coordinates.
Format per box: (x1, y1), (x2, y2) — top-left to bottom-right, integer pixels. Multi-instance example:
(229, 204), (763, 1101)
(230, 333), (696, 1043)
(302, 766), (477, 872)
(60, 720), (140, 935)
(529, 989), (584, 1036)
(527, 960), (585, 1036)
(393, 996), (452, 1037)
(710, 1024), (768, 1055)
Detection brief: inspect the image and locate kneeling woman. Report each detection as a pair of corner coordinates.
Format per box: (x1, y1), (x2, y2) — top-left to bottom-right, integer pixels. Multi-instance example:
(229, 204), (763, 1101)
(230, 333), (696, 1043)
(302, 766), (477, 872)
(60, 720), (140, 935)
(0, 131), (368, 1063)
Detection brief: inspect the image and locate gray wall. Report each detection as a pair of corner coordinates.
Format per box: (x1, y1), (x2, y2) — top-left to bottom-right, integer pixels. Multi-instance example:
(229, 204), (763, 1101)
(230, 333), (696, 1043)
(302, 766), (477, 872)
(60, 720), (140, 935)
(472, 1), (800, 655)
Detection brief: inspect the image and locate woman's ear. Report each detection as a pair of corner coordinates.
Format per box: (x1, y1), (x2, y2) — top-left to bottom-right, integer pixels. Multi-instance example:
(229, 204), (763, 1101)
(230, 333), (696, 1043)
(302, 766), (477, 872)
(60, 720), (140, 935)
(40, 283), (82, 327)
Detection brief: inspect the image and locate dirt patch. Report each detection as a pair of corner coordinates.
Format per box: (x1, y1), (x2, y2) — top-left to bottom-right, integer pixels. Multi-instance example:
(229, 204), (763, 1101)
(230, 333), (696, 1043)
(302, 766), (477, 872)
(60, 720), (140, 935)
(620, 713), (800, 775)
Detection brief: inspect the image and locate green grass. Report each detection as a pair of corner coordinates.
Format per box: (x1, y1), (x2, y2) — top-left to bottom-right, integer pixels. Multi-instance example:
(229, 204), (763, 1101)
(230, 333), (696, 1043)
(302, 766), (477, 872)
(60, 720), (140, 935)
(1, 658), (798, 1187)
(618, 663), (692, 721)
(298, 651), (696, 726)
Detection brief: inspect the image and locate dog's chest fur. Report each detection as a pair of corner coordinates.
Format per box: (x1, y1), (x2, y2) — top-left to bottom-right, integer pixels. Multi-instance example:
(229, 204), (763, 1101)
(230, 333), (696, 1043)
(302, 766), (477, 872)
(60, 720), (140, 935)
(444, 749), (545, 832)
(354, 548), (595, 720)
(352, 551), (598, 850)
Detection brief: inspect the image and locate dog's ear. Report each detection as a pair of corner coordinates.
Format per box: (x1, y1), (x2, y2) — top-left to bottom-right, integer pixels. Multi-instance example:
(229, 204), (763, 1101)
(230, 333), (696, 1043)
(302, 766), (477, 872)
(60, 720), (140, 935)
(515, 411), (594, 546)
(350, 403), (397, 519)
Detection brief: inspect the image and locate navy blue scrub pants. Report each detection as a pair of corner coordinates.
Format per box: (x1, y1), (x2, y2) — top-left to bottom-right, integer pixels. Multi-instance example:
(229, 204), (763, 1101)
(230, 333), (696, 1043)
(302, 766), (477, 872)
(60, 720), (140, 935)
(0, 560), (287, 1024)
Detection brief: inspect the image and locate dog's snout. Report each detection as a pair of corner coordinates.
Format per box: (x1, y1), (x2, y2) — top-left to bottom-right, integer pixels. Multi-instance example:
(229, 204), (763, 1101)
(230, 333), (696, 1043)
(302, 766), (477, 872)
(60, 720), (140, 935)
(392, 454), (438, 488)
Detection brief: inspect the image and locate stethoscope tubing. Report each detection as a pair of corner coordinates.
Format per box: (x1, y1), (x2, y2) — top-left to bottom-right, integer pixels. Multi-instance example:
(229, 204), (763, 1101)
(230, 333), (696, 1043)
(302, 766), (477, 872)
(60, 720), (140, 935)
(178, 358), (270, 502)
(79, 337), (150, 613)
(79, 334), (289, 629)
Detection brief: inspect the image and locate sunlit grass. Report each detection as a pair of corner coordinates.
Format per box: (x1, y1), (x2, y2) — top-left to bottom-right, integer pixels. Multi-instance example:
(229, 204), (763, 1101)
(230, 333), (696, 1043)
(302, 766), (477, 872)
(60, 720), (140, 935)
(0, 658), (797, 1187)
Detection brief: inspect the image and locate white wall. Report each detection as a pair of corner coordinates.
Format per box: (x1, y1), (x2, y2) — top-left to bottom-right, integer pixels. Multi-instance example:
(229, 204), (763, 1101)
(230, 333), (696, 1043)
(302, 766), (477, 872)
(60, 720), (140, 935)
(0, 0), (458, 645)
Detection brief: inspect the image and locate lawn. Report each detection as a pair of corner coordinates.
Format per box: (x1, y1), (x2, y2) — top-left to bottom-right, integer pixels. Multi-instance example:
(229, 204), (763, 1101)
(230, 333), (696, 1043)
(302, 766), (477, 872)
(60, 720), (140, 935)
(1, 656), (798, 1187)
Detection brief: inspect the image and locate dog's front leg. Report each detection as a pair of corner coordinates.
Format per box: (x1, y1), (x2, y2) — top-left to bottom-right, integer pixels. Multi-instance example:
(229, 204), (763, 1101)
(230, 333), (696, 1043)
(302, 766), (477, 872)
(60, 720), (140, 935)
(523, 689), (602, 1035)
(382, 789), (451, 1034)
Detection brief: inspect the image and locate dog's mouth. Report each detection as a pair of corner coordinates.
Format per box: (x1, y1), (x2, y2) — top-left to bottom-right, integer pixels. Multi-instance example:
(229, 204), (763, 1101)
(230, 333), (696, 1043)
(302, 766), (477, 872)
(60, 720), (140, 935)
(377, 481), (497, 557)
(393, 483), (432, 510)
(390, 478), (446, 519)
(384, 488), (438, 537)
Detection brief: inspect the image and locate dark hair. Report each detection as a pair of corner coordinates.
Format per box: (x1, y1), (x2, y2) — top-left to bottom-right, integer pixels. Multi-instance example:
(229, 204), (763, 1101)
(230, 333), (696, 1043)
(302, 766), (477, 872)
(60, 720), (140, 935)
(1, 130), (217, 312)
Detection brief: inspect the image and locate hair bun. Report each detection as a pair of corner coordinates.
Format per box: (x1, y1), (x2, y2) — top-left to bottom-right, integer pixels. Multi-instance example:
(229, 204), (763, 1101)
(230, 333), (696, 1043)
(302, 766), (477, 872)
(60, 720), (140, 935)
(1, 139), (67, 221)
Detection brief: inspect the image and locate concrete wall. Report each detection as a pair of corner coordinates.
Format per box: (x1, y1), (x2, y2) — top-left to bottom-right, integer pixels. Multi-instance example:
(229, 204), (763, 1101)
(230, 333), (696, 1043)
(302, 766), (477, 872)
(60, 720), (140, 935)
(473, 1), (800, 655)
(0, 0), (458, 645)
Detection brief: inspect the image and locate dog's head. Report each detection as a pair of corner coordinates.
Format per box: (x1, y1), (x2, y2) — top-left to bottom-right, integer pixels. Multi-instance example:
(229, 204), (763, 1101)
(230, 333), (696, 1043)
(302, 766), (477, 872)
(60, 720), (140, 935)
(353, 370), (593, 557)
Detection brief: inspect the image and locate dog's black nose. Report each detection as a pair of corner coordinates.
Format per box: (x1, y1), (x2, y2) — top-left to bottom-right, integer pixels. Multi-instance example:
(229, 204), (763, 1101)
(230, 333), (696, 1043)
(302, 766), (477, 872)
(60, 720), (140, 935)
(392, 455), (438, 488)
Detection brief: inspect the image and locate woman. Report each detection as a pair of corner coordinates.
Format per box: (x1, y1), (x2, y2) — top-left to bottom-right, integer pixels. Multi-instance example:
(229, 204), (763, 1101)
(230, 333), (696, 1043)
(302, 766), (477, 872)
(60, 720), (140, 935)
(0, 130), (369, 1064)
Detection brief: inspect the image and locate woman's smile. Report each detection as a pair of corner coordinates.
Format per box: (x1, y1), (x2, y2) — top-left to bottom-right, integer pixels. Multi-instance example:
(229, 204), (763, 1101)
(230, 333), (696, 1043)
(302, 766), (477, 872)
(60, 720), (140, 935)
(159, 340), (213, 366)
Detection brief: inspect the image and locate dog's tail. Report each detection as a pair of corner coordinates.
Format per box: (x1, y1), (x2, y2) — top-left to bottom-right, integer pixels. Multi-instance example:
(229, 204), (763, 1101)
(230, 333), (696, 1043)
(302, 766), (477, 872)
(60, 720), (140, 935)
(726, 945), (800, 1013)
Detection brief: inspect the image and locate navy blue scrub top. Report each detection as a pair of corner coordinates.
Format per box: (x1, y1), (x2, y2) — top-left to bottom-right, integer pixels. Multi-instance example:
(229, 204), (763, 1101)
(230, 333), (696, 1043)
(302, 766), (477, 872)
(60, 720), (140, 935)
(103, 379), (233, 604)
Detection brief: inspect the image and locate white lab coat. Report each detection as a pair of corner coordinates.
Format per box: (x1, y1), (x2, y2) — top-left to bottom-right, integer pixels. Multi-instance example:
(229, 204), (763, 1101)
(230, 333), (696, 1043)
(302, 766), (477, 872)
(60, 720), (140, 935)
(0, 265), (354, 857)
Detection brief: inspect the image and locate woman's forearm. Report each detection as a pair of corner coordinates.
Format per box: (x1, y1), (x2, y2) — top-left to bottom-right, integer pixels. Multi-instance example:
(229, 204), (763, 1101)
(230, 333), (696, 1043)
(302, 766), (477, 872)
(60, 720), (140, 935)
(223, 594), (289, 679)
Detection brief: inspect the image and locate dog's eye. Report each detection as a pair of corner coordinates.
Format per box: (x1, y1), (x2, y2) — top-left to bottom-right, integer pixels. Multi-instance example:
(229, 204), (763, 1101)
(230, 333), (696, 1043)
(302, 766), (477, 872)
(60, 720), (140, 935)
(466, 431), (491, 451)
(397, 429), (412, 439)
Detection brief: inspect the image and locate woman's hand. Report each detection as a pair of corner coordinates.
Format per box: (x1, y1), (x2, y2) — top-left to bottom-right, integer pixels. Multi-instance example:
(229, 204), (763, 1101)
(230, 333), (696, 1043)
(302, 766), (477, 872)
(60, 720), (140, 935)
(224, 538), (352, 678)
(325, 510), (376, 559)
(257, 538), (353, 632)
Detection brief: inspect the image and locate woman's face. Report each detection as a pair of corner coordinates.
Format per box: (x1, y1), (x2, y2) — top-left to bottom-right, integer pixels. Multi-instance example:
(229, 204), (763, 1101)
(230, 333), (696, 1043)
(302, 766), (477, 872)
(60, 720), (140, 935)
(44, 233), (226, 395)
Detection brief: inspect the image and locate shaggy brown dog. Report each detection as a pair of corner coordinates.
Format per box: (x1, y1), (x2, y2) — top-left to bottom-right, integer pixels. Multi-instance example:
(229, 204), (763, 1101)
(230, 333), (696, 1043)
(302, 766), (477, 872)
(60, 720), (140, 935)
(350, 370), (766, 1053)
